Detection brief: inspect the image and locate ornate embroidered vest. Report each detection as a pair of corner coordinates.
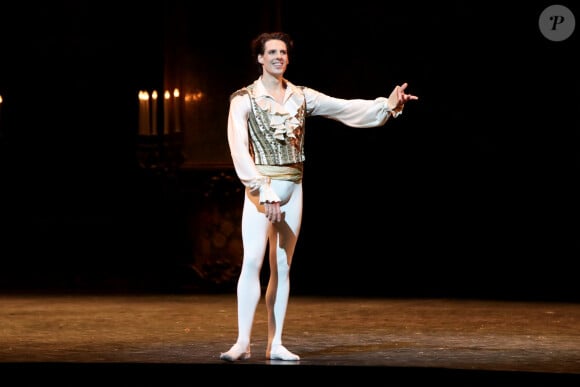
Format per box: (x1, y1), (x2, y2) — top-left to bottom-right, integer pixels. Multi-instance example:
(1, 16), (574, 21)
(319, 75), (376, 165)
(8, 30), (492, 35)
(232, 84), (306, 166)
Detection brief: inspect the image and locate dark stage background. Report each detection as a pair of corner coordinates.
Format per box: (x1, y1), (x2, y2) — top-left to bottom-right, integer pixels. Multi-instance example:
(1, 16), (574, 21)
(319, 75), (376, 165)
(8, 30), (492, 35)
(0, 1), (577, 301)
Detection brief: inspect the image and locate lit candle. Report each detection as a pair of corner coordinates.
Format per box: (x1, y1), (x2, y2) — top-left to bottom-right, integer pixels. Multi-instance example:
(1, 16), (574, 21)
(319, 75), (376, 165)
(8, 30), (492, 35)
(173, 88), (181, 133)
(164, 90), (171, 135)
(138, 91), (150, 136)
(151, 90), (158, 135)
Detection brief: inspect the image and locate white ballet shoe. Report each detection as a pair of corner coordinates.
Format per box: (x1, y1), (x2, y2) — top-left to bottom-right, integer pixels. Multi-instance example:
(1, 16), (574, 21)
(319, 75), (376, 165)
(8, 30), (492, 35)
(220, 343), (251, 362)
(268, 345), (300, 361)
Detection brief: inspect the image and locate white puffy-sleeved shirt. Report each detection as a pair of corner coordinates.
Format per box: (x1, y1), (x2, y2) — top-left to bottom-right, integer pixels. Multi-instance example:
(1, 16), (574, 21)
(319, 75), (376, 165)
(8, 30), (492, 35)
(227, 77), (397, 203)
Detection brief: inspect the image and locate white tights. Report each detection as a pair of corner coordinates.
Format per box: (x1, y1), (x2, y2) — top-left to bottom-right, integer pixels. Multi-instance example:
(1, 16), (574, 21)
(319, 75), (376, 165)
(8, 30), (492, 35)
(221, 180), (302, 361)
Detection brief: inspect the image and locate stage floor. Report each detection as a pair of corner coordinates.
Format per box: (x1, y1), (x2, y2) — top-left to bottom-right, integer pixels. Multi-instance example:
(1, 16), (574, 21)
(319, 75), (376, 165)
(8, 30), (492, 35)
(1, 293), (579, 385)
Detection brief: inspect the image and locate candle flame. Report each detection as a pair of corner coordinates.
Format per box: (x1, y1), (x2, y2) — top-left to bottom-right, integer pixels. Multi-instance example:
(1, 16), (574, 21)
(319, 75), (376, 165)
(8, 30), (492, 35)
(138, 90), (150, 101)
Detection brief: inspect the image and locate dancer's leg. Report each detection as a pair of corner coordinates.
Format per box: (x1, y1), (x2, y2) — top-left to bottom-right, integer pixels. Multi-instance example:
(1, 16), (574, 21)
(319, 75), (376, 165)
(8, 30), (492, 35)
(265, 181), (302, 360)
(220, 189), (269, 361)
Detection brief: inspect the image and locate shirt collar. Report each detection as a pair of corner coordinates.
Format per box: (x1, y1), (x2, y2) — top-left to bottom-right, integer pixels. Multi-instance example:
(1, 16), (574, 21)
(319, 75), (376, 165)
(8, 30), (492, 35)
(253, 77), (301, 103)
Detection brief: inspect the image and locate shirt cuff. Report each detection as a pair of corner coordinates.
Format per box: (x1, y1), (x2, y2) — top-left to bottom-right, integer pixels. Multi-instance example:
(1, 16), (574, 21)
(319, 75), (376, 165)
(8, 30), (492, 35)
(259, 183), (281, 204)
(249, 176), (281, 203)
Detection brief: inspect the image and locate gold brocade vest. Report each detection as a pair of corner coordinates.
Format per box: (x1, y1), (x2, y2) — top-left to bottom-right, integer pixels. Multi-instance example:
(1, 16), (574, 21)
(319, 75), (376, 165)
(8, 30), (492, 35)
(231, 84), (306, 166)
